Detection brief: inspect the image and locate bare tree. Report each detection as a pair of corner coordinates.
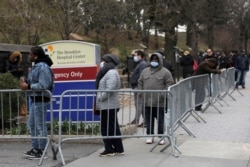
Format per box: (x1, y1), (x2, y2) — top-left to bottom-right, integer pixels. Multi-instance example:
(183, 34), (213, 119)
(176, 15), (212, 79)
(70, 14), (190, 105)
(0, 0), (57, 45)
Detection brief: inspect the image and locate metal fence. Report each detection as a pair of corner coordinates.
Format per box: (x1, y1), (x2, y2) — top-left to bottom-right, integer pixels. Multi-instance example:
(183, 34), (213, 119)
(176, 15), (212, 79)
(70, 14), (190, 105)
(0, 89), (54, 166)
(0, 67), (239, 166)
(55, 89), (179, 165)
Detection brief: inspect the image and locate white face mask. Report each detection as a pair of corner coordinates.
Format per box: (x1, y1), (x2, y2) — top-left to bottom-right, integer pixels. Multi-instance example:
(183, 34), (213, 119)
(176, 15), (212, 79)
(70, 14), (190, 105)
(150, 61), (159, 68)
(133, 56), (139, 62)
(100, 62), (105, 68)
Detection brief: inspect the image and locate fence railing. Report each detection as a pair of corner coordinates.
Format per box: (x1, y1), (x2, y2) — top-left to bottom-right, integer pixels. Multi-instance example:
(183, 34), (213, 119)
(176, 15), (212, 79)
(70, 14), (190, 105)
(0, 67), (242, 166)
(0, 89), (54, 165)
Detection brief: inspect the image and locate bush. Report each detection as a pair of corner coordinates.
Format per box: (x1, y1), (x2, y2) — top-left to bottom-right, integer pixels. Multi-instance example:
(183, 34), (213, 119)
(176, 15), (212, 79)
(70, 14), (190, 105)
(0, 72), (25, 124)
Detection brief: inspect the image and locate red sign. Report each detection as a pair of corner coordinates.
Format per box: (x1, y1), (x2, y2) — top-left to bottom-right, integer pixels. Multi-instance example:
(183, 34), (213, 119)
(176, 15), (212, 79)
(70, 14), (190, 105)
(52, 66), (98, 81)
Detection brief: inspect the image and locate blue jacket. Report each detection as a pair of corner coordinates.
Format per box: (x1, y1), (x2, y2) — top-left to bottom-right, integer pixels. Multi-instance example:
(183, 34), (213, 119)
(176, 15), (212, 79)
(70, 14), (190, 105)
(130, 59), (147, 89)
(236, 54), (249, 71)
(27, 62), (54, 100)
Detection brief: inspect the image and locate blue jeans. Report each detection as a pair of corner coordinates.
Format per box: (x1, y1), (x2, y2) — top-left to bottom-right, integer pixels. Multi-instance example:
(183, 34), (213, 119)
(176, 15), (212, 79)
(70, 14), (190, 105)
(29, 101), (48, 150)
(145, 106), (165, 135)
(236, 70), (247, 87)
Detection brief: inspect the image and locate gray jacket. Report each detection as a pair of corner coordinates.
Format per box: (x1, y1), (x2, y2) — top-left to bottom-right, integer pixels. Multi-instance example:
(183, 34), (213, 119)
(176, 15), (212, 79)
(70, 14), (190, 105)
(138, 53), (174, 107)
(96, 69), (120, 110)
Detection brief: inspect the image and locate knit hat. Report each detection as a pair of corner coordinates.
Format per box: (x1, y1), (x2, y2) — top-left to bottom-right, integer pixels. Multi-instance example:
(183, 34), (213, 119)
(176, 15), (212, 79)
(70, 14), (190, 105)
(9, 51), (22, 64)
(102, 54), (119, 65)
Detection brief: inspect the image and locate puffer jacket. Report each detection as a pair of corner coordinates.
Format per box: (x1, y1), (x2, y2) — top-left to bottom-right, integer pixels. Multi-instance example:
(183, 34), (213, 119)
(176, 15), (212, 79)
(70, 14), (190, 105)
(138, 53), (174, 107)
(96, 69), (120, 110)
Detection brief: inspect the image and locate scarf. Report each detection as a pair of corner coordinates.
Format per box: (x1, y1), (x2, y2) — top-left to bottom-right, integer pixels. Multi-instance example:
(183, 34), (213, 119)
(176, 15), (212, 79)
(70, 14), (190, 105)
(95, 62), (116, 89)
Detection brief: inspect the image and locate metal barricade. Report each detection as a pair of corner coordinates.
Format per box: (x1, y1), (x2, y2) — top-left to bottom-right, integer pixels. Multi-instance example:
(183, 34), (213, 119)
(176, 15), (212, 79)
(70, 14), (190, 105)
(55, 89), (179, 166)
(0, 89), (54, 166)
(226, 67), (244, 100)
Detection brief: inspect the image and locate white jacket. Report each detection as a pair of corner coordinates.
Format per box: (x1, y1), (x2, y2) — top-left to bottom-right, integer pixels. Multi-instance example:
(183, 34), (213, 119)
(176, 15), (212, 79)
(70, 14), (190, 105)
(96, 69), (120, 110)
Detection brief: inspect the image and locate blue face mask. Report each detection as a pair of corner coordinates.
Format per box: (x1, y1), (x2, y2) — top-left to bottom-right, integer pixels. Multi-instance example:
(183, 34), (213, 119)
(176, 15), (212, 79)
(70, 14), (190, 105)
(100, 62), (105, 68)
(133, 56), (139, 62)
(150, 61), (159, 67)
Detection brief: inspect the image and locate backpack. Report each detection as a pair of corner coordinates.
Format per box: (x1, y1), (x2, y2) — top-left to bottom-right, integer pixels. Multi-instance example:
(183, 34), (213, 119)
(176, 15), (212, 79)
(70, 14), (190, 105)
(193, 60), (198, 70)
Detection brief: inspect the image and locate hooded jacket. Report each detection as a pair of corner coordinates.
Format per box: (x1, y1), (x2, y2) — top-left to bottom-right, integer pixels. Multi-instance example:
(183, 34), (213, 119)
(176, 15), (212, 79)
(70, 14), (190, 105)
(138, 53), (174, 107)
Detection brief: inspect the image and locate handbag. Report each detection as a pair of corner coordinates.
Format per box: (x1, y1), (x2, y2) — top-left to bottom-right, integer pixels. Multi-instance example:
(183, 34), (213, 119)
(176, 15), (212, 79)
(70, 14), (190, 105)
(93, 99), (100, 115)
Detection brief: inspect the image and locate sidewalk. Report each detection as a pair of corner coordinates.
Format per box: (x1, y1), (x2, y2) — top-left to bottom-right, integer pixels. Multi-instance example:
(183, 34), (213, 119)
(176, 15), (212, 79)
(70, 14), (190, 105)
(64, 73), (250, 167)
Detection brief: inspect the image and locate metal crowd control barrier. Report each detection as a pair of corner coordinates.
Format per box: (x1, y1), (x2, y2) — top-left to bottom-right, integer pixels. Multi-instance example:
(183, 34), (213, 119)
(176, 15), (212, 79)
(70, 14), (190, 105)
(226, 67), (244, 100)
(0, 89), (54, 166)
(55, 89), (180, 166)
(203, 69), (228, 114)
(171, 67), (238, 138)
(168, 74), (209, 137)
(53, 67), (238, 165)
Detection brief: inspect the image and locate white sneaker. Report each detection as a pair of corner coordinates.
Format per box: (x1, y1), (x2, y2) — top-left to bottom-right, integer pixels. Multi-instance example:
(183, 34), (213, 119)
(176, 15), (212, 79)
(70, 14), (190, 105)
(158, 138), (166, 145)
(146, 138), (154, 144)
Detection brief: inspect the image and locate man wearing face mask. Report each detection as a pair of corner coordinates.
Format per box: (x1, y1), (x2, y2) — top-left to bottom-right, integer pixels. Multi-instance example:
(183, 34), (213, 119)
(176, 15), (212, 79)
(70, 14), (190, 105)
(128, 50), (147, 127)
(138, 53), (174, 144)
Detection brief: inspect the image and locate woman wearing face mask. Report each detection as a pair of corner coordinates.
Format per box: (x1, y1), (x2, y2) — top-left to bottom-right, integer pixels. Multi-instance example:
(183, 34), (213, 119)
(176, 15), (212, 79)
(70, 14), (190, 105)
(138, 53), (174, 144)
(95, 54), (124, 156)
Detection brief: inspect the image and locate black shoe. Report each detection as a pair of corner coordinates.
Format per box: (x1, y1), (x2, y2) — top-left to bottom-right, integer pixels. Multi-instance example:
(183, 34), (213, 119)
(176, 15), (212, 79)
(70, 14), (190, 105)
(99, 151), (115, 157)
(195, 108), (202, 111)
(22, 148), (40, 158)
(23, 148), (47, 159)
(242, 86), (245, 89)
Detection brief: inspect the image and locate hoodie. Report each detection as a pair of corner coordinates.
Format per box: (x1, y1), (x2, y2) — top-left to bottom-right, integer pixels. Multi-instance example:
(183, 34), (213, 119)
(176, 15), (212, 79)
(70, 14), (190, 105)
(138, 53), (174, 107)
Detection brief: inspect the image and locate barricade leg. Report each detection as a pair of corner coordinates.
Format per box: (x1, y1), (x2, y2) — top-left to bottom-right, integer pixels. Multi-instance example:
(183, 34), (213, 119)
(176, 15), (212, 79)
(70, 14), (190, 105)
(179, 120), (196, 137)
(38, 137), (51, 166)
(160, 136), (181, 157)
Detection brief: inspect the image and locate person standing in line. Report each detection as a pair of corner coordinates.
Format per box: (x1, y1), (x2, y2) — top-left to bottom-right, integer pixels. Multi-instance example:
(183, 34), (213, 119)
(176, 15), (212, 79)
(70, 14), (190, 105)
(203, 48), (218, 61)
(128, 50), (148, 127)
(193, 58), (221, 111)
(8, 51), (24, 78)
(20, 46), (54, 159)
(180, 50), (194, 79)
(138, 53), (174, 145)
(235, 50), (249, 89)
(95, 54), (124, 156)
(156, 49), (175, 79)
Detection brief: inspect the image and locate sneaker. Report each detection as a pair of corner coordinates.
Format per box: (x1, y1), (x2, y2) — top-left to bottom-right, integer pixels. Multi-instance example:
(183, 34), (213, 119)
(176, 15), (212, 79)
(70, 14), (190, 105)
(99, 151), (115, 157)
(116, 152), (125, 156)
(22, 148), (39, 158)
(158, 138), (166, 145)
(146, 138), (154, 144)
(23, 148), (48, 160)
(29, 154), (48, 160)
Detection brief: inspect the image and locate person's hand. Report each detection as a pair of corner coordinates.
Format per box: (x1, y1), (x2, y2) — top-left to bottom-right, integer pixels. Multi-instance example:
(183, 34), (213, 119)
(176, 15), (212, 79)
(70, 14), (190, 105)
(19, 78), (29, 90)
(217, 70), (222, 74)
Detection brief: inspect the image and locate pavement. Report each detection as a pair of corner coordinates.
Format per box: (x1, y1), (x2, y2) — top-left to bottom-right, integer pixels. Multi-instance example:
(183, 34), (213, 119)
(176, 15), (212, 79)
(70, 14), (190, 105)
(1, 72), (250, 167)
(64, 72), (250, 167)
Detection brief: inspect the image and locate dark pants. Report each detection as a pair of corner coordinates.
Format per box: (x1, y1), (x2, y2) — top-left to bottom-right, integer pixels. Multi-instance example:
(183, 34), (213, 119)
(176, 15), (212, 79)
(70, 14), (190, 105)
(145, 106), (165, 135)
(101, 108), (124, 153)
